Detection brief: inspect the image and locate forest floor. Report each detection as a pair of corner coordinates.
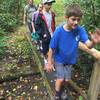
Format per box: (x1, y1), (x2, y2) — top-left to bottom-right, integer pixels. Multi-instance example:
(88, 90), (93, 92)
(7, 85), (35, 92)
(0, 26), (50, 100)
(0, 26), (99, 100)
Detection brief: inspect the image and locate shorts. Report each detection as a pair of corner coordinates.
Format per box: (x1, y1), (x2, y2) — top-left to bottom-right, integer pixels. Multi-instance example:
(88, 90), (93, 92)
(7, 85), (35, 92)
(54, 62), (72, 80)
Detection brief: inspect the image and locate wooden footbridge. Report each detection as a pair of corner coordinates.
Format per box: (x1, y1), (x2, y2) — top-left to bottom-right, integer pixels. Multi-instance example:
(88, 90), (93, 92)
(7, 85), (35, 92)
(25, 27), (100, 100)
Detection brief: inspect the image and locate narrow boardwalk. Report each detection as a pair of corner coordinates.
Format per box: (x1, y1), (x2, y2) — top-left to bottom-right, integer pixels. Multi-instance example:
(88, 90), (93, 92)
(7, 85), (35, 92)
(1, 26), (99, 100)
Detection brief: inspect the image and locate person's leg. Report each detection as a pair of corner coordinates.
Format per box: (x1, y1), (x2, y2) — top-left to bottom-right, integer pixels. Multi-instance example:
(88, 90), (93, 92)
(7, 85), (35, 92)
(54, 62), (65, 99)
(42, 42), (50, 69)
(60, 65), (72, 99)
(36, 40), (40, 51)
(55, 79), (63, 100)
(60, 80), (69, 100)
(27, 22), (33, 33)
(42, 41), (49, 55)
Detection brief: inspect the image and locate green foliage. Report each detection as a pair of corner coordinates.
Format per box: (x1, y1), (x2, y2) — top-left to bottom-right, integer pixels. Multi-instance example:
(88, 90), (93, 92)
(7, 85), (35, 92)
(53, 0), (64, 16)
(74, 50), (94, 82)
(0, 0), (18, 33)
(0, 15), (16, 55)
(79, 96), (83, 100)
(0, 0), (20, 14)
(0, 29), (8, 57)
(0, 13), (17, 33)
(0, 0), (19, 57)
(0, 0), (28, 57)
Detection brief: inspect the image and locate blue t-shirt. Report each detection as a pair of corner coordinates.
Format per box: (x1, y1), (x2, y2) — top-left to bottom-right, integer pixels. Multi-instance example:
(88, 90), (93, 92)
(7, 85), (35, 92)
(50, 25), (88, 64)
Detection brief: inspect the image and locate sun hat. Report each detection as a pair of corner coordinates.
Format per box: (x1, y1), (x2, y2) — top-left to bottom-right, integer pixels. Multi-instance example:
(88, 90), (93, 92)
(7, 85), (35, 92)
(42, 0), (55, 4)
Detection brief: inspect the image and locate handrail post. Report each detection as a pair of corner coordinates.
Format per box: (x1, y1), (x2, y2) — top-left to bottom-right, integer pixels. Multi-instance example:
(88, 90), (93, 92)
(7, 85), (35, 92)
(87, 61), (100, 100)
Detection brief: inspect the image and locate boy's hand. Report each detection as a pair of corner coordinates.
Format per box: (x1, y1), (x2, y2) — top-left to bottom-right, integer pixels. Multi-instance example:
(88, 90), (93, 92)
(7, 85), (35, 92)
(89, 28), (100, 44)
(46, 63), (55, 73)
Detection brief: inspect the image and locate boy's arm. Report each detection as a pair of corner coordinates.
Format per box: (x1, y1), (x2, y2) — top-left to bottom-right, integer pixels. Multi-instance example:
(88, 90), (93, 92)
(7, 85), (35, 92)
(84, 39), (94, 49)
(47, 48), (54, 72)
(31, 22), (35, 33)
(23, 6), (28, 25)
(23, 13), (26, 24)
(32, 14), (35, 32)
(79, 28), (100, 59)
(79, 42), (100, 60)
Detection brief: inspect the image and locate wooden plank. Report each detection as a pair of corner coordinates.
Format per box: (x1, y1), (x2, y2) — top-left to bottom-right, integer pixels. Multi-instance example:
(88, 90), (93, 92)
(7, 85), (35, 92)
(0, 70), (40, 83)
(88, 61), (100, 100)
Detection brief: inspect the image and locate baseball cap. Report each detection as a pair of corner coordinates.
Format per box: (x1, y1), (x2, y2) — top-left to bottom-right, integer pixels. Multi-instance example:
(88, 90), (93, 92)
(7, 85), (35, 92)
(42, 0), (55, 4)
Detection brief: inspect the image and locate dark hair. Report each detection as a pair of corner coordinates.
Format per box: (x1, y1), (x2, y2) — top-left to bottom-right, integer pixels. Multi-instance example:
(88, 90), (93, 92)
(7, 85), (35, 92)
(65, 4), (83, 17)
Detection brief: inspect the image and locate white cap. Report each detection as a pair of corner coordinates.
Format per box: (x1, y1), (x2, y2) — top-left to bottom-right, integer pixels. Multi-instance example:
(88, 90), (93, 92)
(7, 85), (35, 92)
(42, 0), (55, 4)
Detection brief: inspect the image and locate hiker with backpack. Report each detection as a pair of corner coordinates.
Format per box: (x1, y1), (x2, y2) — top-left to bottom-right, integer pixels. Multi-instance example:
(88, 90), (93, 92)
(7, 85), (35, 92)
(35, 0), (56, 69)
(31, 3), (43, 48)
(32, 3), (43, 27)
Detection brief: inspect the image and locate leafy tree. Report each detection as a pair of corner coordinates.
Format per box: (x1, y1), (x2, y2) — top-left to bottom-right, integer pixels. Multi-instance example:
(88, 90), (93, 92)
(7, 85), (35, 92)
(0, 0), (19, 56)
(0, 13), (17, 33)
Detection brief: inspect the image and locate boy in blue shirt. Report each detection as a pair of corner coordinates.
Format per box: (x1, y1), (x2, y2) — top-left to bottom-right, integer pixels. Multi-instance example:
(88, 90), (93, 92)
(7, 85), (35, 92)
(46, 4), (100, 100)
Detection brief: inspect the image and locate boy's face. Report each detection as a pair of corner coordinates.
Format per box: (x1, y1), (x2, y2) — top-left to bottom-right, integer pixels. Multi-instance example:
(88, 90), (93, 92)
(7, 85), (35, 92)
(28, 0), (33, 5)
(44, 2), (52, 11)
(38, 4), (43, 12)
(66, 16), (81, 30)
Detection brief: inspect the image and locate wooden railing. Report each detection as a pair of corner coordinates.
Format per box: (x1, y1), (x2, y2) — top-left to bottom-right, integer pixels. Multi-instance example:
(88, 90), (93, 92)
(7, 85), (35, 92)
(79, 42), (100, 100)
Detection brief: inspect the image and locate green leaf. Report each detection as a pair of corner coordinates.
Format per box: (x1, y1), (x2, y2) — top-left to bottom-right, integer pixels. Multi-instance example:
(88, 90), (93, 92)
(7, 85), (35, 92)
(79, 96), (83, 100)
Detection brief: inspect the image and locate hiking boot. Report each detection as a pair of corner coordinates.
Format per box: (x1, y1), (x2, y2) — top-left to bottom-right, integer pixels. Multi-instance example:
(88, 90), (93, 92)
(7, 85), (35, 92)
(61, 90), (68, 100)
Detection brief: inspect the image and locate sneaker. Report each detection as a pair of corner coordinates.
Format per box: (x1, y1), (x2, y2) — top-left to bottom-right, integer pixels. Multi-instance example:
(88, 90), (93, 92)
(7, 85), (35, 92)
(54, 91), (61, 100)
(54, 95), (61, 100)
(61, 90), (68, 100)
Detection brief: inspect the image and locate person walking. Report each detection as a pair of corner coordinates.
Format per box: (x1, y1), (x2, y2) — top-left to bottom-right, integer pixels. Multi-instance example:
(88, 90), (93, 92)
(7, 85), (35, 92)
(35, 0), (56, 69)
(46, 4), (100, 100)
(23, 0), (37, 33)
